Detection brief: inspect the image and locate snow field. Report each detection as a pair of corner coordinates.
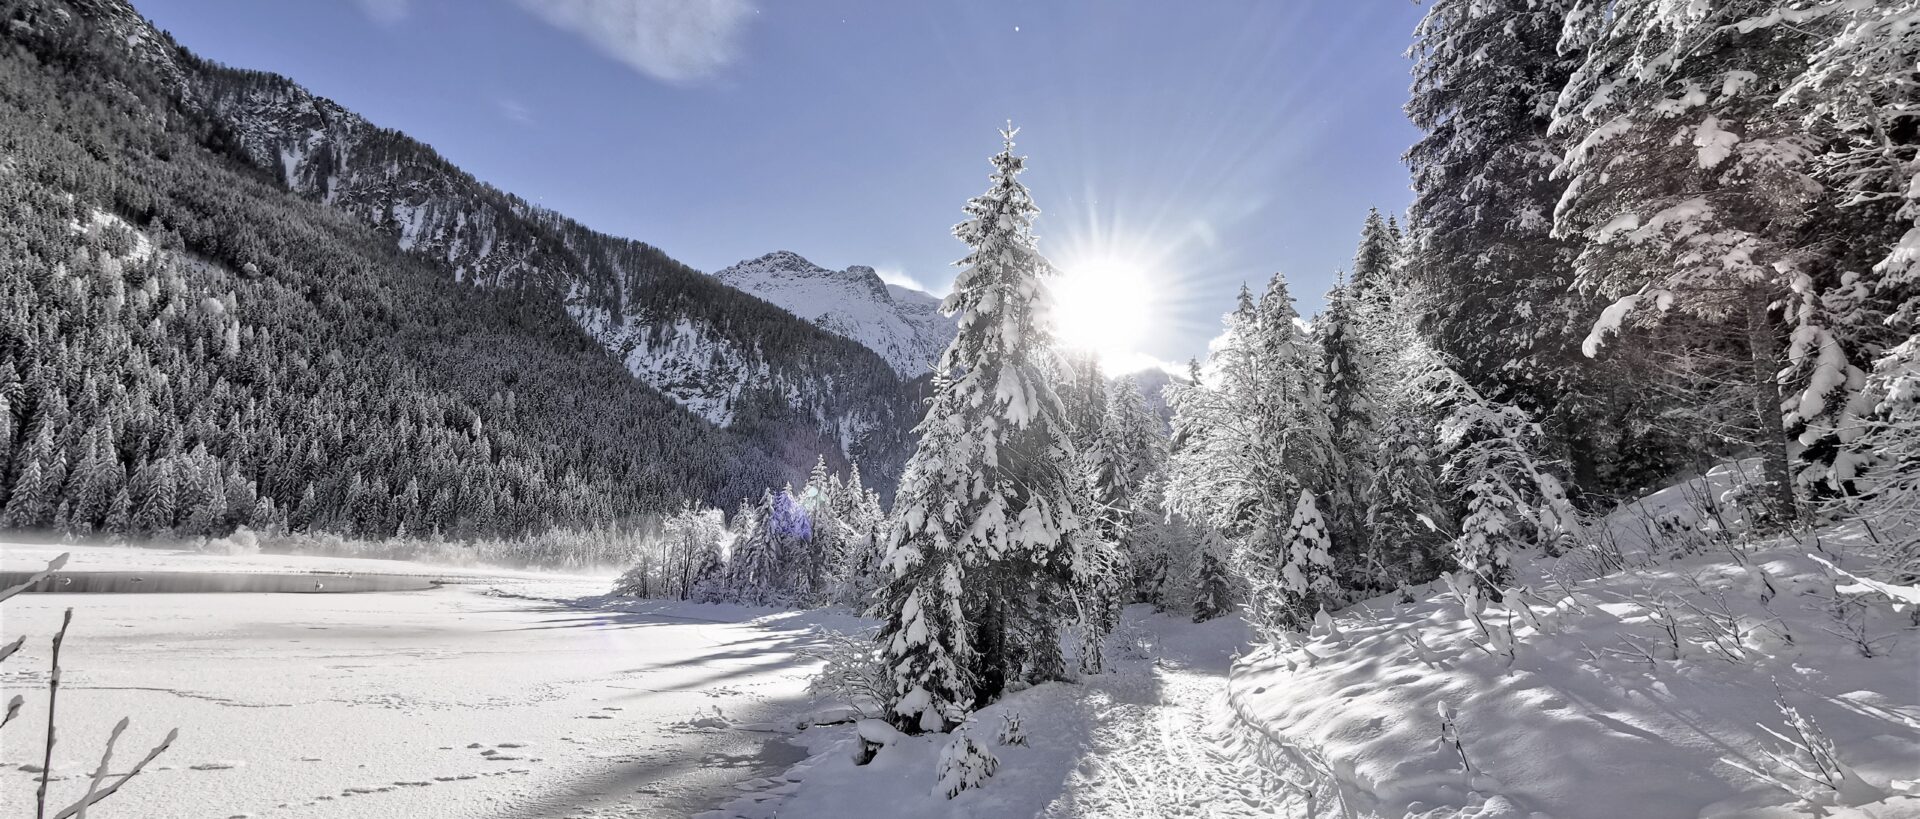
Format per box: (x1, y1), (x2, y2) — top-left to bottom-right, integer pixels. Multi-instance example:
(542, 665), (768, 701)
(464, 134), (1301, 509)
(1223, 470), (1920, 819)
(0, 544), (856, 819)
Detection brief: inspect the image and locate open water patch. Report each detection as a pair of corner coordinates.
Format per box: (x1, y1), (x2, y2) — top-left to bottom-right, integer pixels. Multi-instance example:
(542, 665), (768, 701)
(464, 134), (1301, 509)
(0, 569), (446, 593)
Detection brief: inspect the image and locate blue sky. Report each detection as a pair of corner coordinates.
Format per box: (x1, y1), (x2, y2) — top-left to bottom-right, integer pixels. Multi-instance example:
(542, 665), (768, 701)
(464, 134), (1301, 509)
(134, 0), (1425, 368)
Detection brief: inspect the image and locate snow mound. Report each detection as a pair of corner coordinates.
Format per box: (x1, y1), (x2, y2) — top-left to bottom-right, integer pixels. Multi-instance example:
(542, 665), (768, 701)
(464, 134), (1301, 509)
(1227, 496), (1920, 818)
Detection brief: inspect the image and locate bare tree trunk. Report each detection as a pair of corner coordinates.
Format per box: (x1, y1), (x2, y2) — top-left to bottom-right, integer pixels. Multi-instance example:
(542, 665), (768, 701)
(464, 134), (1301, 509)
(1744, 288), (1798, 528)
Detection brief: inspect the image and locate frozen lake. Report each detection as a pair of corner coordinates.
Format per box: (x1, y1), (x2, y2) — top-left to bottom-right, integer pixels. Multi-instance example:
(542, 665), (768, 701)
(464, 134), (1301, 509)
(0, 545), (845, 819)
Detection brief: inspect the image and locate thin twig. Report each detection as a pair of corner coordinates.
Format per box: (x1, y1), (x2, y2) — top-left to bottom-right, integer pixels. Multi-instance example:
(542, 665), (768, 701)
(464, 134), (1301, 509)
(74, 717), (127, 819)
(53, 727), (178, 819)
(38, 607), (74, 819)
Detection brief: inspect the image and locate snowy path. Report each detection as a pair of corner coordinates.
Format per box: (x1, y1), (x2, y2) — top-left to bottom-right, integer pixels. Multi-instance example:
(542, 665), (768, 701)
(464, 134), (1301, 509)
(0, 545), (850, 819)
(1041, 616), (1294, 819)
(748, 608), (1292, 819)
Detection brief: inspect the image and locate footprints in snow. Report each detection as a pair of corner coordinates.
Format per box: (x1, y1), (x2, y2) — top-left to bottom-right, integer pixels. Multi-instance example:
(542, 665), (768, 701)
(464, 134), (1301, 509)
(467, 740), (543, 762)
(582, 705), (624, 720)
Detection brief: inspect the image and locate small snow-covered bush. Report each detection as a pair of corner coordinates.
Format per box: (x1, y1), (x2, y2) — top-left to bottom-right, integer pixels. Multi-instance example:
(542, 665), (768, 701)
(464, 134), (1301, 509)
(200, 526), (260, 556)
(996, 712), (1027, 747)
(805, 628), (890, 718)
(1435, 702), (1469, 772)
(1108, 616), (1154, 661)
(932, 732), (998, 799)
(1726, 699), (1888, 809)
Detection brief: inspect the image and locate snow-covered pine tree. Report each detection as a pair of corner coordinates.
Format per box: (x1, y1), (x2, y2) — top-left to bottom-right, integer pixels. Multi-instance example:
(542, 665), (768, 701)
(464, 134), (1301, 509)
(1168, 289), (1261, 532)
(1104, 375), (1168, 493)
(1350, 279), (1454, 588)
(1254, 273), (1336, 514)
(874, 127), (1092, 732)
(1231, 488), (1338, 639)
(1102, 375), (1173, 604)
(722, 489), (792, 605)
(1074, 400), (1130, 674)
(67, 425), (122, 532)
(1, 422), (58, 530)
(1059, 350), (1109, 453)
(0, 373), (14, 478)
(1836, 336), (1920, 576)
(1365, 418), (1453, 588)
(1751, 1), (1920, 495)
(104, 485), (133, 538)
(1190, 525), (1234, 623)
(1348, 208), (1399, 295)
(1064, 352), (1128, 670)
(1551, 0), (1838, 526)
(1769, 0), (1919, 330)
(797, 456), (846, 606)
(1416, 344), (1582, 590)
(135, 454), (178, 533)
(1281, 489), (1338, 624)
(1406, 0), (1585, 407)
(1317, 275), (1382, 580)
(1168, 273), (1338, 635)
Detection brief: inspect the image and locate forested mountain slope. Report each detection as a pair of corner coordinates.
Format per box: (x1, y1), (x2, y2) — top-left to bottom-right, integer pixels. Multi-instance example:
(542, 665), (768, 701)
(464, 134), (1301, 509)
(0, 0), (917, 542)
(20, 0), (918, 462)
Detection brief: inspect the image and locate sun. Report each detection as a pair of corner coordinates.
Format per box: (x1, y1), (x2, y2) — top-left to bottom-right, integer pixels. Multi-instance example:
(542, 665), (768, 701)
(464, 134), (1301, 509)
(1049, 257), (1155, 372)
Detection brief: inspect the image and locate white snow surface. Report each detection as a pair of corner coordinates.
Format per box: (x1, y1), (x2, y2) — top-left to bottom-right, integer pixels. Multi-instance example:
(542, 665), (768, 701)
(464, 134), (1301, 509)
(0, 543), (859, 819)
(14, 458), (1919, 819)
(705, 607), (1299, 819)
(706, 463), (1920, 819)
(714, 251), (955, 378)
(1225, 468), (1920, 819)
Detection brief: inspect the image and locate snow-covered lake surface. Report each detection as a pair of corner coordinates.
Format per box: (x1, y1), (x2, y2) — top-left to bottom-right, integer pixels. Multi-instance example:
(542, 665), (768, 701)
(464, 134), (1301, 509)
(0, 544), (848, 819)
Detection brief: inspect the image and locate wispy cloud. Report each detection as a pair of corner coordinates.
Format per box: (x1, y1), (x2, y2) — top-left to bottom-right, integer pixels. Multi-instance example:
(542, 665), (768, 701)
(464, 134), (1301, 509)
(511, 0), (756, 85)
(875, 267), (942, 296)
(496, 98), (534, 125)
(352, 0), (411, 26)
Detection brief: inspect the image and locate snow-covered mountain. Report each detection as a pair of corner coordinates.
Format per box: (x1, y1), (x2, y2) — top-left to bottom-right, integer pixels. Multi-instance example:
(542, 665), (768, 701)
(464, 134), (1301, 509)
(39, 0), (918, 479)
(714, 252), (954, 378)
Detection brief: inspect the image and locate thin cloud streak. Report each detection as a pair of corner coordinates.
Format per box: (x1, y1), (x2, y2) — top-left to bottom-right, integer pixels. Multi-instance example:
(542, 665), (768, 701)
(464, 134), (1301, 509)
(511, 0), (756, 85)
(496, 98), (534, 125)
(351, 0), (411, 26)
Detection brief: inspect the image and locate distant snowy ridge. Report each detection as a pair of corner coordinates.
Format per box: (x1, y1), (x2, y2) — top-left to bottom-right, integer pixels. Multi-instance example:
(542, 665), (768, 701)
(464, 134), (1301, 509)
(714, 251), (955, 378)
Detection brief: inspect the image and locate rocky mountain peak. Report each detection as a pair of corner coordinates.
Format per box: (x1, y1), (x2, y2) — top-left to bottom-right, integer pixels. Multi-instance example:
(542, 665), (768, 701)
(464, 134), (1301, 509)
(713, 252), (955, 378)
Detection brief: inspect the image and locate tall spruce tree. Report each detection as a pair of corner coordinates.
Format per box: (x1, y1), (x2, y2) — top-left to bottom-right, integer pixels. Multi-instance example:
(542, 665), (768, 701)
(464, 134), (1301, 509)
(1189, 526), (1235, 623)
(1100, 375), (1174, 604)
(1403, 0), (1688, 506)
(1551, 0), (1840, 525)
(875, 128), (1092, 732)
(1317, 276), (1382, 577)
(1405, 0), (1584, 405)
(1349, 209), (1400, 295)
